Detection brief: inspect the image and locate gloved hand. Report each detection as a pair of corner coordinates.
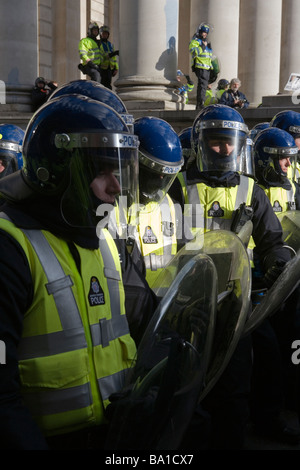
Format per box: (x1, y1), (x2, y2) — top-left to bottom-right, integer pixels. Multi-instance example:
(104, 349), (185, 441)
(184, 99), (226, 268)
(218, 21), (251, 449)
(109, 50), (119, 58)
(262, 260), (286, 289)
(88, 61), (99, 70)
(191, 65), (196, 73)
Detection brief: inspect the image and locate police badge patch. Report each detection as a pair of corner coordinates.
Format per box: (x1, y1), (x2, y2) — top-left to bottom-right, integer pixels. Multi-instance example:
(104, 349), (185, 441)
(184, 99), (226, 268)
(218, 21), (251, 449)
(88, 276), (105, 306)
(273, 200), (282, 212)
(208, 201), (224, 217)
(142, 225), (158, 244)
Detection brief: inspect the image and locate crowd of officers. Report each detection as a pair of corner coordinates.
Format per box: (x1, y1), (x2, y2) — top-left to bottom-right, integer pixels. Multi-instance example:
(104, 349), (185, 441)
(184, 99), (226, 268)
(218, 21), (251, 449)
(0, 76), (299, 450)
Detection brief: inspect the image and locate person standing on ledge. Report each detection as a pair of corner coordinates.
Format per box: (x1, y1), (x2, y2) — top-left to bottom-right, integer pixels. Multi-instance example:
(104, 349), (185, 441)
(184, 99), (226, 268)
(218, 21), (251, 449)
(189, 22), (213, 110)
(78, 21), (102, 83)
(98, 25), (119, 90)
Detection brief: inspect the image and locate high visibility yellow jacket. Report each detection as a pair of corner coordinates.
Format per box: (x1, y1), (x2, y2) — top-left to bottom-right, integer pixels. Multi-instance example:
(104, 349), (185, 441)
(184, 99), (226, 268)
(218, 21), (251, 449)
(0, 217), (136, 437)
(178, 174), (255, 263)
(189, 38), (212, 71)
(128, 195), (178, 287)
(99, 40), (119, 71)
(259, 182), (297, 214)
(78, 37), (101, 66)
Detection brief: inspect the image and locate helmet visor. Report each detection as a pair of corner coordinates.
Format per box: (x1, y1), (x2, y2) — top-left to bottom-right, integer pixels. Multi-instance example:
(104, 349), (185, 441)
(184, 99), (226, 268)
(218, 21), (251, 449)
(197, 120), (248, 173)
(59, 131), (139, 228)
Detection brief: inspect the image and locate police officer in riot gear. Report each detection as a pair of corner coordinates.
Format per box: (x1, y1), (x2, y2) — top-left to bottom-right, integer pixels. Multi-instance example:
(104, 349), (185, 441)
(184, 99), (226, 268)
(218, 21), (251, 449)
(48, 79), (157, 346)
(270, 109), (300, 183)
(0, 94), (142, 449)
(169, 104), (296, 449)
(189, 23), (214, 110)
(0, 124), (24, 180)
(130, 116), (184, 288)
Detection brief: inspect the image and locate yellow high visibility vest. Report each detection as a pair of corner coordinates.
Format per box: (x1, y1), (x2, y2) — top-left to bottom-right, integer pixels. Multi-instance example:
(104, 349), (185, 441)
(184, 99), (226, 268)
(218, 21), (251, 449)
(260, 182), (297, 214)
(78, 37), (101, 65)
(0, 216), (136, 436)
(128, 195), (178, 287)
(180, 175), (255, 262)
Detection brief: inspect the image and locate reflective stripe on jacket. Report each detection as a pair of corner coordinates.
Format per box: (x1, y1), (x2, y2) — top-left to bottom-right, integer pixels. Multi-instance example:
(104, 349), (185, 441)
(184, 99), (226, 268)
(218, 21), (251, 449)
(180, 175), (253, 232)
(78, 37), (101, 65)
(189, 38), (212, 70)
(181, 174), (255, 262)
(99, 41), (118, 70)
(0, 216), (136, 436)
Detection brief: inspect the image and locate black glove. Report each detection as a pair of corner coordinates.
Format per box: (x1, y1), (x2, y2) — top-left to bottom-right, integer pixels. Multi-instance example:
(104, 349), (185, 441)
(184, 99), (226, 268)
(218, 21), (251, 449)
(191, 65), (196, 73)
(109, 50), (119, 58)
(88, 61), (99, 70)
(262, 260), (286, 289)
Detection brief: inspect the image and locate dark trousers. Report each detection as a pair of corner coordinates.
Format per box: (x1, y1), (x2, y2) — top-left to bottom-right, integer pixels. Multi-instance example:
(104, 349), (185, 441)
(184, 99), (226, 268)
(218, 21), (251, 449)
(201, 335), (253, 450)
(100, 68), (113, 90)
(194, 68), (210, 108)
(81, 63), (101, 83)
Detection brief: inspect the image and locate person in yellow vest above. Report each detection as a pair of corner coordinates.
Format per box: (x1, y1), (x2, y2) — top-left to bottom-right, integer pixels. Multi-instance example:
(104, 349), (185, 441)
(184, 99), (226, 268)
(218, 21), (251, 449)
(128, 116), (184, 289)
(189, 22), (214, 110)
(0, 94), (140, 450)
(215, 78), (229, 102)
(98, 25), (119, 90)
(78, 21), (102, 82)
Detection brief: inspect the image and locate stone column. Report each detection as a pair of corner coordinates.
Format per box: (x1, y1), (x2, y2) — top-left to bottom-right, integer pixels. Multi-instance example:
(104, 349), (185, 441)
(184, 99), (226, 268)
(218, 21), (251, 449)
(0, 0), (38, 111)
(189, 0), (240, 103)
(239, 0), (282, 106)
(280, 0), (300, 93)
(114, 0), (180, 108)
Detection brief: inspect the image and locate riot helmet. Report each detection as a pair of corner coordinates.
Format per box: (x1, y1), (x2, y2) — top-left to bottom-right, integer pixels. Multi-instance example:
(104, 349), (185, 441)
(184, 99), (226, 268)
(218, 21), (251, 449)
(270, 110), (300, 139)
(196, 22), (210, 37)
(178, 127), (195, 171)
(18, 94), (139, 227)
(253, 127), (298, 183)
(99, 25), (110, 38)
(134, 117), (183, 205)
(0, 124), (24, 179)
(249, 122), (269, 141)
(217, 79), (229, 90)
(88, 21), (99, 37)
(50, 80), (134, 133)
(35, 77), (46, 87)
(270, 110), (300, 162)
(193, 104), (249, 175)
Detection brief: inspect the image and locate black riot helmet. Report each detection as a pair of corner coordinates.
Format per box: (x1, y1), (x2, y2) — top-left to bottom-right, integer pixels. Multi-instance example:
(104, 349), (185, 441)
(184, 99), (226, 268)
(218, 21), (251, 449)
(0, 94), (139, 228)
(50, 80), (134, 133)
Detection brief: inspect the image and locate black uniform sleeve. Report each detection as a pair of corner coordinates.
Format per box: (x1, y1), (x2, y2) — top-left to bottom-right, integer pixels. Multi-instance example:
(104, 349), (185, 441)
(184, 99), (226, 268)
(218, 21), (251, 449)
(0, 230), (49, 449)
(251, 184), (292, 272)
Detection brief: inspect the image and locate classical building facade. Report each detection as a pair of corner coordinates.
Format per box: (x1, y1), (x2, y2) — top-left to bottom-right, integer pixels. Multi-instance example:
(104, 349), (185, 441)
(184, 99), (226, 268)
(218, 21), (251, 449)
(1, 0), (300, 127)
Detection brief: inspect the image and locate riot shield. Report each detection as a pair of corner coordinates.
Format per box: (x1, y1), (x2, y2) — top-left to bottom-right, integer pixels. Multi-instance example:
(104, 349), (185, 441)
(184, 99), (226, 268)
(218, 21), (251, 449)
(244, 250), (300, 336)
(104, 252), (217, 450)
(276, 210), (300, 253)
(152, 230), (251, 401)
